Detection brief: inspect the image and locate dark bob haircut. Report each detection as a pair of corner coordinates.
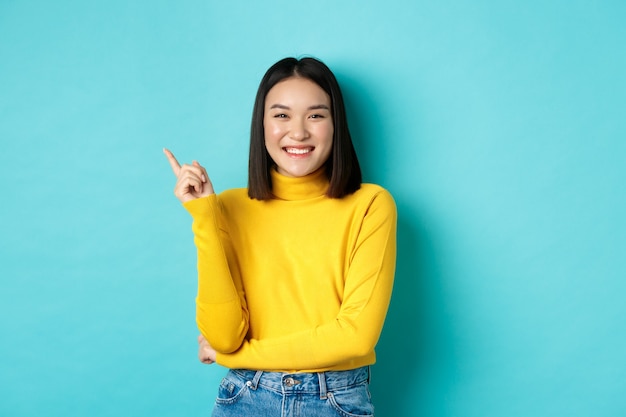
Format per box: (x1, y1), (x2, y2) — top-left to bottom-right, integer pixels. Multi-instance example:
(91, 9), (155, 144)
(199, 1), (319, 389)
(248, 57), (362, 200)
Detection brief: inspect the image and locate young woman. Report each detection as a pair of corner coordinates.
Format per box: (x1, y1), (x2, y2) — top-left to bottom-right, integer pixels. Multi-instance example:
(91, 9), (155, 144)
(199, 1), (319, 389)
(164, 57), (396, 416)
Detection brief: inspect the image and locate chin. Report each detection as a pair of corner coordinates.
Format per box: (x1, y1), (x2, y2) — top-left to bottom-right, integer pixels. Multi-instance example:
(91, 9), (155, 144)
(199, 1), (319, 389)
(280, 165), (318, 178)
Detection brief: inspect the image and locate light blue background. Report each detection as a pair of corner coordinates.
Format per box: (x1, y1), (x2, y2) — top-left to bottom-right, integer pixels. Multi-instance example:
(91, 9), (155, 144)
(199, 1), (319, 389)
(1, 1), (624, 416)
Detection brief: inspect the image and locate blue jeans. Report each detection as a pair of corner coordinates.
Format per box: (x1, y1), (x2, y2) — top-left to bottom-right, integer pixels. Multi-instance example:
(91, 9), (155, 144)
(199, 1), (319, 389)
(211, 366), (374, 417)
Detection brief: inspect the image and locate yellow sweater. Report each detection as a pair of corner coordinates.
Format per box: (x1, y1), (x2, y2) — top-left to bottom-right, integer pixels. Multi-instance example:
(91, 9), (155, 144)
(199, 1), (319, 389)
(183, 168), (397, 372)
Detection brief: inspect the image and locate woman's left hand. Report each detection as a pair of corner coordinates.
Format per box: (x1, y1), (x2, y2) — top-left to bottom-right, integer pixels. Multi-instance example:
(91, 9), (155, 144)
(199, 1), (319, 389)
(198, 334), (216, 364)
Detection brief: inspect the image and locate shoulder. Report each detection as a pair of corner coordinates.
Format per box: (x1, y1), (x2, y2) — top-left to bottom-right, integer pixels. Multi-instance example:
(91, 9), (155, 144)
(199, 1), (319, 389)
(214, 188), (251, 212)
(352, 184), (396, 209)
(217, 188), (249, 202)
(357, 183), (394, 198)
(346, 184), (397, 234)
(337, 184), (397, 223)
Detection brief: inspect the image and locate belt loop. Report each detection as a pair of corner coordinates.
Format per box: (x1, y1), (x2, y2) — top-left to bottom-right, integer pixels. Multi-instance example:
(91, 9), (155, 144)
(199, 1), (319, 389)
(317, 372), (328, 399)
(248, 370), (263, 390)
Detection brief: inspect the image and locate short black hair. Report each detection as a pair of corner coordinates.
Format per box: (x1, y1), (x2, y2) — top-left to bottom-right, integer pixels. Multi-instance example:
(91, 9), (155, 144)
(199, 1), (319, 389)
(248, 57), (362, 200)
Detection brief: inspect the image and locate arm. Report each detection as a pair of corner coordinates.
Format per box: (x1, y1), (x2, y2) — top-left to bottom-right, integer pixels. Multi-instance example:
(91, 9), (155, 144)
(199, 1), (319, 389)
(164, 149), (248, 353)
(184, 196), (249, 353)
(215, 190), (397, 370)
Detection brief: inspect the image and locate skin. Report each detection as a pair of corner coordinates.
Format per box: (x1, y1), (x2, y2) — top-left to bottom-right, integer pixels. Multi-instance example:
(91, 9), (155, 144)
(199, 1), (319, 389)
(163, 148), (213, 203)
(164, 76), (334, 365)
(263, 77), (333, 178)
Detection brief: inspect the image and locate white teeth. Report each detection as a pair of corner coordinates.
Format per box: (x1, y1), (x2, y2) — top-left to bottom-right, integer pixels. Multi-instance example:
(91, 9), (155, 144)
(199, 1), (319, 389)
(285, 148), (312, 155)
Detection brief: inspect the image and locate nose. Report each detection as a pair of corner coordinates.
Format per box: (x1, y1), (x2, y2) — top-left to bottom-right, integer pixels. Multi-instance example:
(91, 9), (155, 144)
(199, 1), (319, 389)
(289, 118), (309, 141)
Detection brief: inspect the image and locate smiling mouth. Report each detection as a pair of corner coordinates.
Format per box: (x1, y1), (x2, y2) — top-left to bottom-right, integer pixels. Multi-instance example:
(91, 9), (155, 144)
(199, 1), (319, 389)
(284, 147), (314, 155)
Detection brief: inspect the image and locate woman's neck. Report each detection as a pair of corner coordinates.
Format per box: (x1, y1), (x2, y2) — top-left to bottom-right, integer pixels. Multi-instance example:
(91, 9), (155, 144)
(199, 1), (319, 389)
(270, 167), (329, 201)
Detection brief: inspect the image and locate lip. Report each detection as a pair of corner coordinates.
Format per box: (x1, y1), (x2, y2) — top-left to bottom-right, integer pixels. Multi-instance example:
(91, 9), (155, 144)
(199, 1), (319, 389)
(283, 146), (315, 157)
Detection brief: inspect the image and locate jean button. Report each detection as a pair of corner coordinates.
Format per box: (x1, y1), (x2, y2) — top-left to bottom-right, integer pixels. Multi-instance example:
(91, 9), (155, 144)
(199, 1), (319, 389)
(284, 377), (295, 387)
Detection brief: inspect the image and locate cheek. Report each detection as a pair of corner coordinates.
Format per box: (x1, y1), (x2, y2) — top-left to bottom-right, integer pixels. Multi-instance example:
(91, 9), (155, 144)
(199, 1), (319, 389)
(319, 124), (334, 145)
(264, 120), (283, 140)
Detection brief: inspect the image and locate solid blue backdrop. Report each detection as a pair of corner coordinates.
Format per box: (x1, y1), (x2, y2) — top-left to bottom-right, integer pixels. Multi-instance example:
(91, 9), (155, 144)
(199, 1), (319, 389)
(1, 1), (624, 416)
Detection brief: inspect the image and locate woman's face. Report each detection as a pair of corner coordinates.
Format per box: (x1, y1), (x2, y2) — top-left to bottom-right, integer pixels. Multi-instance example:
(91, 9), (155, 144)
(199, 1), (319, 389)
(264, 77), (333, 178)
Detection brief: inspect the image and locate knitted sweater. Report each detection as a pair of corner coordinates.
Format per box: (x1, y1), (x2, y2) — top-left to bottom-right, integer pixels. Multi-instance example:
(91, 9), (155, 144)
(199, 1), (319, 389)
(183, 168), (397, 372)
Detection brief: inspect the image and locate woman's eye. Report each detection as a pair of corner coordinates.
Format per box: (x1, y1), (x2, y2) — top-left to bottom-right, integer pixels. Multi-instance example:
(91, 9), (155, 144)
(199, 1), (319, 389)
(274, 113), (288, 118)
(310, 114), (325, 119)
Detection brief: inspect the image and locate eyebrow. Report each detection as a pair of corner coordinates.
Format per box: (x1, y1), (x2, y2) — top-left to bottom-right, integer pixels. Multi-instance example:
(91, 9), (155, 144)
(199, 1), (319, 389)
(269, 104), (330, 111)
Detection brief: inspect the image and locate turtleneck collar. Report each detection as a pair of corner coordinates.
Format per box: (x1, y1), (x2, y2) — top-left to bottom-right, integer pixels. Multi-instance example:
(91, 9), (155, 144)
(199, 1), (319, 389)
(270, 167), (329, 201)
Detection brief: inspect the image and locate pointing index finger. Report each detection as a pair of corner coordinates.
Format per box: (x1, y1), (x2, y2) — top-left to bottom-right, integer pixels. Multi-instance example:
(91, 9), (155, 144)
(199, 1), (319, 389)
(163, 148), (181, 176)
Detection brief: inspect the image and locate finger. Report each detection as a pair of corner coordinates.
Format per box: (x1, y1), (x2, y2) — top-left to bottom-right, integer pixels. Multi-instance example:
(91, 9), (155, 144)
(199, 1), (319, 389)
(179, 162), (206, 179)
(199, 348), (214, 364)
(177, 165), (206, 184)
(163, 148), (181, 176)
(174, 175), (203, 197)
(192, 161), (207, 183)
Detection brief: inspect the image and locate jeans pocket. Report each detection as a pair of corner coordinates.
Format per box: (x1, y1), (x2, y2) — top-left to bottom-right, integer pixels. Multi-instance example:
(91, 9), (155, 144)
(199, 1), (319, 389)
(327, 383), (375, 417)
(215, 373), (249, 405)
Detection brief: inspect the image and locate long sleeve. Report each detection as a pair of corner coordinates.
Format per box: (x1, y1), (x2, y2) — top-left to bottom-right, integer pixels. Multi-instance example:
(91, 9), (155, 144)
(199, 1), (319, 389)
(215, 190), (396, 370)
(183, 195), (249, 353)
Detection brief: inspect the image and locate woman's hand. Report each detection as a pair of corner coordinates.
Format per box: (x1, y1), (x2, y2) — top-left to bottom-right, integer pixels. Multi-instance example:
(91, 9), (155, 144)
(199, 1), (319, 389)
(163, 148), (214, 203)
(198, 334), (217, 364)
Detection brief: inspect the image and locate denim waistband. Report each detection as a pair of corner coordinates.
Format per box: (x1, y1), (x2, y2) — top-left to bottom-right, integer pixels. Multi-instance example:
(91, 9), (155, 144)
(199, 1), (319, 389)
(230, 366), (370, 398)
